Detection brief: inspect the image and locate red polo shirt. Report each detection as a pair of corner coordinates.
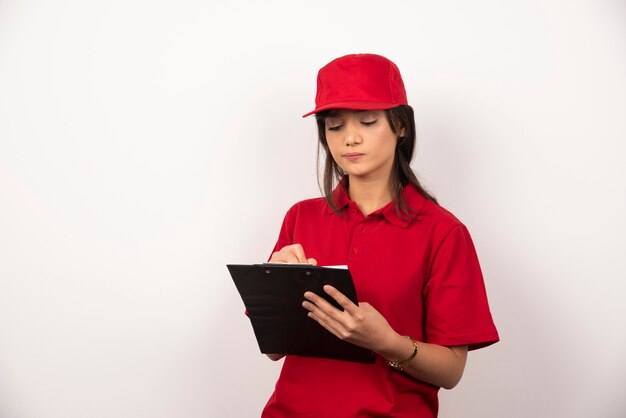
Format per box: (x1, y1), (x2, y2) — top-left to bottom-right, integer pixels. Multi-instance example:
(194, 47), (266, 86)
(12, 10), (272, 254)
(261, 182), (499, 418)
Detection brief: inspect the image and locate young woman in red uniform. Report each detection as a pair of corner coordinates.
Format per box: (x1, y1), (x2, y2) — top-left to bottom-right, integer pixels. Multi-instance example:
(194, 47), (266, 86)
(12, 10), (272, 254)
(262, 53), (499, 417)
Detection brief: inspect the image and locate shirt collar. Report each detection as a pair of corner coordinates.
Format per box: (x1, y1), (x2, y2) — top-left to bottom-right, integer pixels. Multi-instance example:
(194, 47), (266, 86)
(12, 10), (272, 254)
(327, 178), (428, 228)
(328, 178), (351, 212)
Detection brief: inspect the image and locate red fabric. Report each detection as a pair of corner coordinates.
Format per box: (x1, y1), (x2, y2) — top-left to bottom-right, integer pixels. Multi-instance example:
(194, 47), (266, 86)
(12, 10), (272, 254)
(302, 53), (408, 117)
(261, 183), (499, 417)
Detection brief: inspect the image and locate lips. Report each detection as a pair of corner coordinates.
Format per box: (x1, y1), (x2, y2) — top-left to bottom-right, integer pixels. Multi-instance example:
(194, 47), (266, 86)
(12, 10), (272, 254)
(343, 153), (364, 161)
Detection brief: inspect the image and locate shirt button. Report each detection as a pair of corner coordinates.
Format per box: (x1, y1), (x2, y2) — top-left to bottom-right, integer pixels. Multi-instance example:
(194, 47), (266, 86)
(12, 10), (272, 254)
(353, 248), (359, 254)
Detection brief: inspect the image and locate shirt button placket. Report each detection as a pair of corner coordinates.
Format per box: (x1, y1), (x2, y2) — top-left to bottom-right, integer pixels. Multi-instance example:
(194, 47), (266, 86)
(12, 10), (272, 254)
(351, 221), (366, 258)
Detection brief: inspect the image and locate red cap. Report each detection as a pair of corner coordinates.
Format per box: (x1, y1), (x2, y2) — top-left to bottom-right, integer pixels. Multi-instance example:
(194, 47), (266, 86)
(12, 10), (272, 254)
(302, 53), (408, 118)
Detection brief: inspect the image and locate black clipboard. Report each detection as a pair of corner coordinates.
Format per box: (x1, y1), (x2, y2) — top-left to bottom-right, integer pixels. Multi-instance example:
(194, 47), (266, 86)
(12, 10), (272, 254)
(227, 264), (375, 363)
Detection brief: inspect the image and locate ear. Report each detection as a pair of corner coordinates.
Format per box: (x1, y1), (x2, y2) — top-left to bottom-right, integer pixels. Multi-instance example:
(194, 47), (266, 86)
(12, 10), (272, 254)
(389, 114), (406, 138)
(398, 126), (407, 138)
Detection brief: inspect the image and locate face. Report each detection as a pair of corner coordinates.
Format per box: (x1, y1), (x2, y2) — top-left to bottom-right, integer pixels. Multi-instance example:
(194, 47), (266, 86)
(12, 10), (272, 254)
(324, 109), (402, 183)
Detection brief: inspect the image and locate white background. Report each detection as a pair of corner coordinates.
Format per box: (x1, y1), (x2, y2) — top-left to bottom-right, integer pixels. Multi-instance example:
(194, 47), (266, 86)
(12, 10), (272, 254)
(1, 0), (625, 417)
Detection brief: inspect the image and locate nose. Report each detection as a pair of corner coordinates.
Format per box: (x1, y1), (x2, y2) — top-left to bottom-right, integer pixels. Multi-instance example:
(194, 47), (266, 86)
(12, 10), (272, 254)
(344, 120), (362, 146)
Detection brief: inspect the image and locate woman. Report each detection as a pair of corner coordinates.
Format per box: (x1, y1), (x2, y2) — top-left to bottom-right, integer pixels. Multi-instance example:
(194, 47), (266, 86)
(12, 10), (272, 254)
(262, 53), (499, 417)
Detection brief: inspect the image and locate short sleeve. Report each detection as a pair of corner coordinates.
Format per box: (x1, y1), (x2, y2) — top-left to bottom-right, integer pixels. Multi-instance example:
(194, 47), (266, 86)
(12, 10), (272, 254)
(423, 224), (499, 350)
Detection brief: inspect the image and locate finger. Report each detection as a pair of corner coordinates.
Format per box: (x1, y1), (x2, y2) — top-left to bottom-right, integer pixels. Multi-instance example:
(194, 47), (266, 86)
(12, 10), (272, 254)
(269, 249), (295, 263)
(323, 285), (360, 315)
(268, 252), (284, 263)
(284, 252), (300, 263)
(306, 307), (346, 340)
(291, 244), (308, 263)
(303, 291), (346, 322)
(307, 257), (317, 266)
(302, 300), (330, 321)
(302, 299), (336, 328)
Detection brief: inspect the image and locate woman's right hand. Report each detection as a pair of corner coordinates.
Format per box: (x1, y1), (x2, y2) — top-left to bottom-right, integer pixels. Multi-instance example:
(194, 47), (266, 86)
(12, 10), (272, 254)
(269, 244), (317, 265)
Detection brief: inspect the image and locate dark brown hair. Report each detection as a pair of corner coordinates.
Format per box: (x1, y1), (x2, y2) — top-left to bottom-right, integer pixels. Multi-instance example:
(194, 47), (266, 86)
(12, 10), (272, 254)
(315, 105), (437, 218)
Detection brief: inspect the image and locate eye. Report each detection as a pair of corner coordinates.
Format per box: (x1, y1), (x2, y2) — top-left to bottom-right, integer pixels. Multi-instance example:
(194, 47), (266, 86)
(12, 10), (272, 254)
(326, 119), (343, 131)
(361, 119), (377, 126)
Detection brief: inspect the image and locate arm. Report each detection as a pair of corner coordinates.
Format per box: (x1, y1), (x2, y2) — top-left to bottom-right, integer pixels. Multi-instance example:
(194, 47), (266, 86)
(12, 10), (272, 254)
(376, 333), (467, 389)
(303, 285), (468, 389)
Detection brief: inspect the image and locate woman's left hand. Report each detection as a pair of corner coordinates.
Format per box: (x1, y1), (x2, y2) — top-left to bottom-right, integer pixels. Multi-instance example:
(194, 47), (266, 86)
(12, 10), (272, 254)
(302, 285), (397, 353)
(303, 284), (469, 389)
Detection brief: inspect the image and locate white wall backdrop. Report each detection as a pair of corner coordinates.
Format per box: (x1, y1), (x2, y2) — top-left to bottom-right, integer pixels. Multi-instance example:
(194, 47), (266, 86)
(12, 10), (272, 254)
(1, 0), (625, 417)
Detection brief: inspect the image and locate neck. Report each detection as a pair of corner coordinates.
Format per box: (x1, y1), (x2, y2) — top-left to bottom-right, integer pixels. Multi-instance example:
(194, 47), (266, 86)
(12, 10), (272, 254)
(347, 175), (394, 216)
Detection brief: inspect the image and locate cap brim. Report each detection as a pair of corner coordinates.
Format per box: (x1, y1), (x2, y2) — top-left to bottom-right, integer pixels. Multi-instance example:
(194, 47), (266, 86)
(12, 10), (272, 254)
(301, 101), (403, 118)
